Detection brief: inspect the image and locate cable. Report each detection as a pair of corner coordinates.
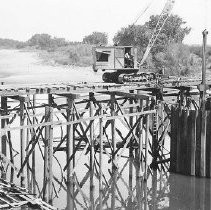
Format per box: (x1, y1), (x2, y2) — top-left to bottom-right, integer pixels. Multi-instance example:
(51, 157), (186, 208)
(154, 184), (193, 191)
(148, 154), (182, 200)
(132, 0), (155, 25)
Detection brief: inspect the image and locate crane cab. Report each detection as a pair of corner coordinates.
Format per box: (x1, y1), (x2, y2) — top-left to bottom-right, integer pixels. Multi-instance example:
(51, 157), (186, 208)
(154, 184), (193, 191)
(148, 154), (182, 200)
(92, 46), (138, 72)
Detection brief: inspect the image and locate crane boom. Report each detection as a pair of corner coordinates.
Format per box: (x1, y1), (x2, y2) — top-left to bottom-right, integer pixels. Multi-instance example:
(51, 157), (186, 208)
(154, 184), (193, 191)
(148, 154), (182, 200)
(139, 0), (175, 67)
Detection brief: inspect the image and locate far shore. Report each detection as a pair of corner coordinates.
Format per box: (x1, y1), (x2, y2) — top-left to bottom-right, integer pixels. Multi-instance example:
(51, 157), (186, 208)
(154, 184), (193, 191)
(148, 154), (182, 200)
(0, 49), (102, 84)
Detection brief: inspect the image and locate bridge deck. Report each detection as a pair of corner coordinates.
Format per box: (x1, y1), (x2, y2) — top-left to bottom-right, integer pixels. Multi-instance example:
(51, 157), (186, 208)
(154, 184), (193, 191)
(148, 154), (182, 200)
(0, 78), (207, 96)
(0, 82), (147, 96)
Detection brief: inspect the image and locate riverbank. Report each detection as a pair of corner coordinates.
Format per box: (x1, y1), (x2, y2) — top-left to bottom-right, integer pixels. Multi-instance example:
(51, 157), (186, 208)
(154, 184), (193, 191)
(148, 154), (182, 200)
(18, 43), (93, 67)
(0, 49), (101, 84)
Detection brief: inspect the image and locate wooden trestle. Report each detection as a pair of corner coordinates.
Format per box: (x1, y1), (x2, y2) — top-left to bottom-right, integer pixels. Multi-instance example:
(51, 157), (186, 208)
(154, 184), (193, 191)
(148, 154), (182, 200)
(0, 79), (208, 209)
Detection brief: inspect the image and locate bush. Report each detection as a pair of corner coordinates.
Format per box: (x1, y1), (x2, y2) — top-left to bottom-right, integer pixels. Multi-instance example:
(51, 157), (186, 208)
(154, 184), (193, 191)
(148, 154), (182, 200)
(27, 34), (69, 50)
(155, 43), (193, 76)
(0, 38), (24, 49)
(83, 32), (108, 45)
(69, 52), (79, 64)
(38, 43), (93, 67)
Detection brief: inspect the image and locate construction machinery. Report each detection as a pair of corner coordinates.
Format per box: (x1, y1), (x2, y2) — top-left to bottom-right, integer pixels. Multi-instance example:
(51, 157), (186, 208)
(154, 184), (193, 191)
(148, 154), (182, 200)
(92, 0), (175, 83)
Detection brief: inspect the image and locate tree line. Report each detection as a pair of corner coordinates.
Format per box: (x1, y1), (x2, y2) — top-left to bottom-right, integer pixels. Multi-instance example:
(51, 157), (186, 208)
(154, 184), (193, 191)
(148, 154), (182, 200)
(81, 15), (211, 76)
(0, 14), (210, 74)
(112, 15), (211, 76)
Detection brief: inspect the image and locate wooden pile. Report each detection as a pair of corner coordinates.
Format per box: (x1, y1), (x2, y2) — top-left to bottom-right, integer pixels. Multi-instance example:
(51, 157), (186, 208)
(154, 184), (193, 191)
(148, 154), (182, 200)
(170, 106), (211, 177)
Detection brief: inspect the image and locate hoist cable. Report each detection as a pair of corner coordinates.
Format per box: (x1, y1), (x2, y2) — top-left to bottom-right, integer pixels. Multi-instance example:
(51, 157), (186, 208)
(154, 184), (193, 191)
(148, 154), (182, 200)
(132, 0), (155, 25)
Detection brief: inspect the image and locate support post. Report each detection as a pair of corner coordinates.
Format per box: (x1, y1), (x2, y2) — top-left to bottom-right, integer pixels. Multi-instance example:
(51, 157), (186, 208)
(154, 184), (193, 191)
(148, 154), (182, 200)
(43, 95), (53, 203)
(160, 102), (164, 181)
(20, 99), (26, 187)
(32, 94), (36, 195)
(188, 110), (197, 176)
(137, 90), (144, 177)
(1, 97), (7, 180)
(26, 98), (31, 192)
(111, 93), (116, 210)
(202, 30), (208, 88)
(144, 100), (150, 180)
(152, 170), (157, 210)
(99, 104), (103, 209)
(66, 96), (74, 210)
(170, 106), (177, 173)
(144, 179), (148, 209)
(151, 99), (159, 170)
(89, 93), (95, 210)
(200, 29), (208, 177)
(128, 90), (134, 209)
(136, 94), (144, 209)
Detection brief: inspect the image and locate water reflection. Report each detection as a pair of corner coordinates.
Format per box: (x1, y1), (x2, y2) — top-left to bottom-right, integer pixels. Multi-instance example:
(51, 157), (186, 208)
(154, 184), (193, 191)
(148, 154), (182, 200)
(169, 173), (211, 210)
(65, 158), (211, 210)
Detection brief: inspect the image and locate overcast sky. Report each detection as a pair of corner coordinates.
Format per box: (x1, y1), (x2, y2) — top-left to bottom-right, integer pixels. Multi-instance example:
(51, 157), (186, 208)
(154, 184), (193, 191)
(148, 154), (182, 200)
(0, 0), (210, 45)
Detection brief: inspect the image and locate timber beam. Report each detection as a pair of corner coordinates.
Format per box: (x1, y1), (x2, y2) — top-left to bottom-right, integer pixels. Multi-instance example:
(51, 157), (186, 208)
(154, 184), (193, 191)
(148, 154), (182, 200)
(8, 95), (30, 102)
(57, 93), (81, 99)
(99, 91), (151, 100)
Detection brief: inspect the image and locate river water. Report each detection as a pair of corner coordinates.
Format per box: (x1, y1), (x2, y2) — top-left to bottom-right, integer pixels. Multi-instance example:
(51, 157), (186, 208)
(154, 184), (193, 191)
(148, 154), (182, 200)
(0, 49), (211, 210)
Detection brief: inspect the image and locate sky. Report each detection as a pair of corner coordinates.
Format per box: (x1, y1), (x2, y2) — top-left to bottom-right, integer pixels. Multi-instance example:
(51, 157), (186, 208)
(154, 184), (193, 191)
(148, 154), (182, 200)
(0, 0), (210, 45)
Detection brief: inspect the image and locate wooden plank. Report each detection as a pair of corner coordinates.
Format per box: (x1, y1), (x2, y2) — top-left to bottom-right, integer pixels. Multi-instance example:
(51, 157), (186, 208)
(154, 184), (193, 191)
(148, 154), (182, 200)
(176, 108), (182, 173)
(0, 82), (176, 97)
(8, 96), (30, 102)
(181, 109), (189, 174)
(206, 110), (211, 177)
(178, 109), (184, 174)
(113, 91), (151, 100)
(0, 109), (156, 134)
(195, 110), (201, 176)
(200, 109), (207, 177)
(170, 106), (177, 172)
(187, 110), (197, 176)
(57, 93), (80, 99)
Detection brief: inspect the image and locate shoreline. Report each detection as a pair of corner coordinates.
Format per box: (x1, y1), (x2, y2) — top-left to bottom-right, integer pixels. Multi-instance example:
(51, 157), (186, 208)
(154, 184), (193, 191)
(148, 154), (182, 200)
(0, 49), (101, 84)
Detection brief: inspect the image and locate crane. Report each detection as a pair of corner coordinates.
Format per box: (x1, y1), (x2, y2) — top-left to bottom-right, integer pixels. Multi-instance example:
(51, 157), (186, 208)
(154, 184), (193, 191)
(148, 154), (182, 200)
(119, 0), (175, 83)
(92, 0), (175, 83)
